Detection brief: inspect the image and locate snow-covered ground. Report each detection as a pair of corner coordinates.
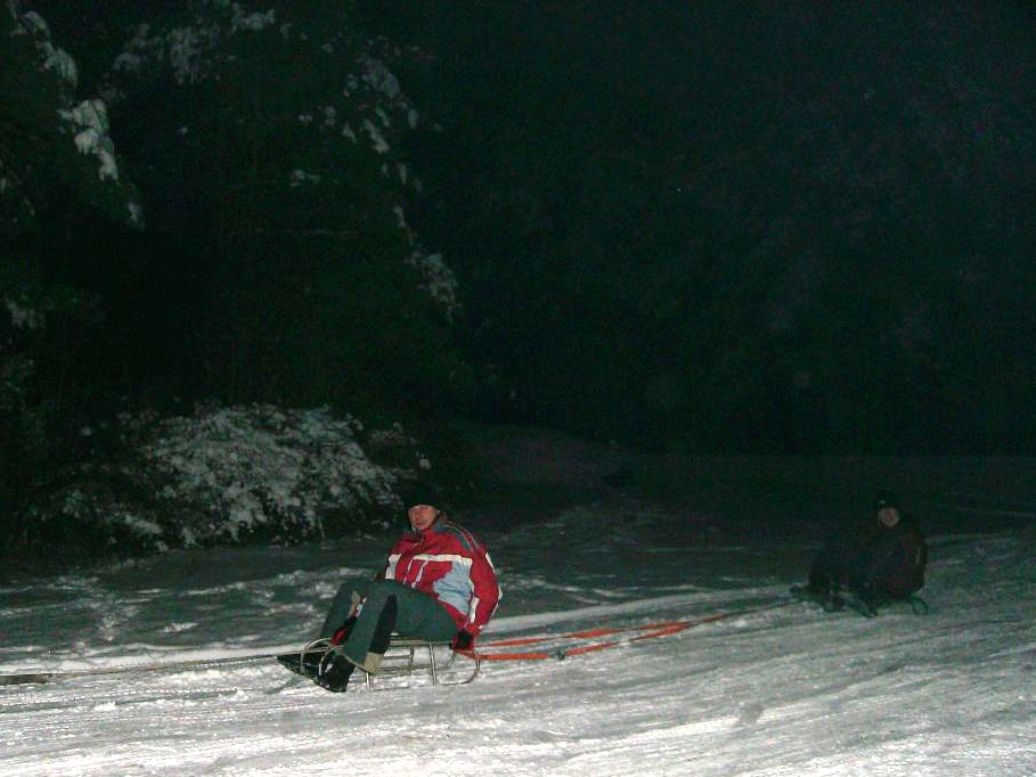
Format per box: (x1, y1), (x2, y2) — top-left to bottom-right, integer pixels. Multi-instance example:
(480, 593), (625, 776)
(1, 498), (1033, 776)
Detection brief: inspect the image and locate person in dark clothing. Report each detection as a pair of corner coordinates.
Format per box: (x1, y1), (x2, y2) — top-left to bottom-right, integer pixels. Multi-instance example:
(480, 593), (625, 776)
(807, 493), (927, 612)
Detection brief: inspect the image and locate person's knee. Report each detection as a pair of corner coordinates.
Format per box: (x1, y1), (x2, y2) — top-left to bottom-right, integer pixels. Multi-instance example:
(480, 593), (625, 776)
(362, 579), (401, 608)
(332, 582), (355, 602)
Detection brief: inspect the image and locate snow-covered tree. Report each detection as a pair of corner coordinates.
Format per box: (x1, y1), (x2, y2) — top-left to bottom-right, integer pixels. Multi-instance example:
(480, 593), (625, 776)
(89, 0), (466, 410)
(2, 1), (470, 565)
(0, 1), (142, 239)
(1, 1), (143, 558)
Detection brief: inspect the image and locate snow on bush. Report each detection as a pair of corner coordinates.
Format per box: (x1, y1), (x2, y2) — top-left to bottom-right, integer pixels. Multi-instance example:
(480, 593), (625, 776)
(59, 98), (119, 182)
(37, 404), (425, 556)
(144, 404), (404, 546)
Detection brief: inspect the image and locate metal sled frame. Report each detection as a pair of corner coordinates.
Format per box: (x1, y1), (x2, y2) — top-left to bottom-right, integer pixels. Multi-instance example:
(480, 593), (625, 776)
(362, 637), (481, 689)
(299, 636), (481, 689)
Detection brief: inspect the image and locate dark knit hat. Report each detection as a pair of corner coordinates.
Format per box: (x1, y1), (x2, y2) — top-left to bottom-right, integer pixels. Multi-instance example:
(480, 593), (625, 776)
(873, 492), (898, 512)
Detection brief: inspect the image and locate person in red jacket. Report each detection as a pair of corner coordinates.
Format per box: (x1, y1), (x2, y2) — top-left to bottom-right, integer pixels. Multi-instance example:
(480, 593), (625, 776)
(301, 504), (501, 692)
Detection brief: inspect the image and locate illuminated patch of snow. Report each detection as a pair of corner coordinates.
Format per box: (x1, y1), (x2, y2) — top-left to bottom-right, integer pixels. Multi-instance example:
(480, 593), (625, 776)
(392, 205), (407, 231)
(362, 119), (390, 153)
(229, 6), (275, 33)
(142, 404), (406, 545)
(14, 9), (76, 86)
(0, 499), (1032, 776)
(112, 49), (144, 73)
(289, 169), (321, 187)
(407, 250), (459, 314)
(166, 26), (213, 84)
(360, 55), (401, 100)
(4, 298), (43, 330)
(42, 46), (77, 87)
(60, 99), (119, 181)
(16, 10), (48, 37)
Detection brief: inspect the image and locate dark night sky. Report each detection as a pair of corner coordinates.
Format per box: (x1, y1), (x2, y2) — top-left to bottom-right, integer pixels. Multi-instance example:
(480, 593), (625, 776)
(377, 1), (1036, 453)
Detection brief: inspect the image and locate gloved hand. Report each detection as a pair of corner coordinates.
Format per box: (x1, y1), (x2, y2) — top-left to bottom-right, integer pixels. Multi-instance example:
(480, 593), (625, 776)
(451, 629), (475, 651)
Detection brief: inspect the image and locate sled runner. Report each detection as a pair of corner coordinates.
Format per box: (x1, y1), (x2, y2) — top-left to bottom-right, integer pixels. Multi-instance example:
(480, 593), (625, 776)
(277, 635), (481, 691)
(790, 585), (929, 617)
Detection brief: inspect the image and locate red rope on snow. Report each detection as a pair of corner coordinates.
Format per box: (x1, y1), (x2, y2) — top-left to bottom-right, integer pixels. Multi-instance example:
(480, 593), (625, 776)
(471, 611), (737, 662)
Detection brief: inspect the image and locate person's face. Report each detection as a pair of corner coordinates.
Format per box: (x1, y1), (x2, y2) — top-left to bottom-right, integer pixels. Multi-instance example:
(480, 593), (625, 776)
(877, 506), (901, 528)
(408, 504), (439, 532)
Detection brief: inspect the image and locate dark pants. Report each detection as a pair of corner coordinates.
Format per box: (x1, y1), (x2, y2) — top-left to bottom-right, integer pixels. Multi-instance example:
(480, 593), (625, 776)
(809, 544), (914, 606)
(808, 541), (861, 596)
(320, 579), (457, 673)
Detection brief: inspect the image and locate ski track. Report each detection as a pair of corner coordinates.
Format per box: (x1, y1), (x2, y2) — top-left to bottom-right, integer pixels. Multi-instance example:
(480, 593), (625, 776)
(1, 504), (1034, 777)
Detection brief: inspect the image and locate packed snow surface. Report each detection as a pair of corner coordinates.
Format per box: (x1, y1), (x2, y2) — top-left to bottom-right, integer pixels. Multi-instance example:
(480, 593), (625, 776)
(1, 500), (1033, 776)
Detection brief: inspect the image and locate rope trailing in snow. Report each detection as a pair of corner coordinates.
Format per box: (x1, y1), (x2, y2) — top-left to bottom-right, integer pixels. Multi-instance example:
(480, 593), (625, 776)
(469, 599), (795, 662)
(1, 601), (799, 684)
(0, 652), (283, 685)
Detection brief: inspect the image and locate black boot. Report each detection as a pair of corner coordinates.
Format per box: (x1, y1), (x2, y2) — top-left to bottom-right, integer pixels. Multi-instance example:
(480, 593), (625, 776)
(277, 649), (325, 680)
(318, 654), (354, 692)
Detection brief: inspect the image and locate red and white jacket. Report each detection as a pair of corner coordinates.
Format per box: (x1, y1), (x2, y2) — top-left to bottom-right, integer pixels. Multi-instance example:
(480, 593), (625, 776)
(384, 519), (501, 636)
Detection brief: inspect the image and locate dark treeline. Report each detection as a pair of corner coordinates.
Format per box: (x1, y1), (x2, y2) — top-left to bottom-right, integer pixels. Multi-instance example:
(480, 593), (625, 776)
(1, 1), (1034, 556)
(361, 1), (1035, 454)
